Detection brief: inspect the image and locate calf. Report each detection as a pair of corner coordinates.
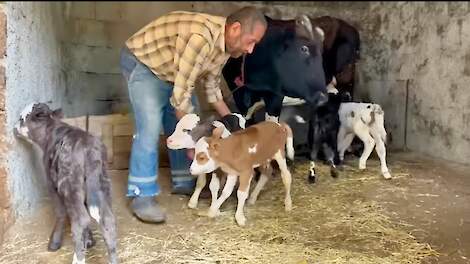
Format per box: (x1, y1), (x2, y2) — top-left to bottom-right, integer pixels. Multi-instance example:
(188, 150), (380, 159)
(337, 102), (392, 179)
(248, 92), (352, 183)
(166, 113), (246, 209)
(14, 103), (118, 264)
(190, 121), (294, 226)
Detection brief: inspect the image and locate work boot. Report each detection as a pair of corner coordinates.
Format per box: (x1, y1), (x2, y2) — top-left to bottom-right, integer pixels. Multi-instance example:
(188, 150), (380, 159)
(131, 196), (167, 223)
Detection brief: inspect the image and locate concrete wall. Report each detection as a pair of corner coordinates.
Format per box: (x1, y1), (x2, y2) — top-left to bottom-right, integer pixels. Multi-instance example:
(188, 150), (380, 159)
(5, 2), (67, 219)
(61, 2), (194, 117)
(3, 2), (197, 220)
(193, 1), (470, 164)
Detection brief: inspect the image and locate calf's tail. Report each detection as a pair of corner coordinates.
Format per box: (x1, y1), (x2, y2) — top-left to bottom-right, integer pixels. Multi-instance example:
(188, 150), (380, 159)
(280, 122), (295, 160)
(85, 140), (109, 224)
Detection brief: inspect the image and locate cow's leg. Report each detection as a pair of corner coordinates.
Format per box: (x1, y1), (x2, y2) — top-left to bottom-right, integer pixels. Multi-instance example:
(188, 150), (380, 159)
(370, 130), (392, 179)
(337, 126), (355, 163)
(274, 150), (293, 211)
(208, 174), (237, 218)
(208, 172), (220, 208)
(248, 164), (272, 205)
(354, 125), (375, 170)
(47, 189), (67, 251)
(188, 173), (207, 209)
(235, 171), (253, 226)
(98, 199), (119, 264)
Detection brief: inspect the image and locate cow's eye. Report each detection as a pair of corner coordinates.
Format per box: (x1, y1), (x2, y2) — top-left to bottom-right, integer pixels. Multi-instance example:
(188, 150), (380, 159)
(301, 45), (309, 54)
(182, 129), (191, 133)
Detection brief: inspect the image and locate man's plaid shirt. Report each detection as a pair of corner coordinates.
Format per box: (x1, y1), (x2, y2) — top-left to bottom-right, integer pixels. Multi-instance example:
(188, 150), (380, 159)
(126, 11), (231, 113)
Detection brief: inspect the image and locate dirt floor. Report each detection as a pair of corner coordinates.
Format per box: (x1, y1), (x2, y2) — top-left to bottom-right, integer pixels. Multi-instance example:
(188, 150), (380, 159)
(0, 150), (469, 264)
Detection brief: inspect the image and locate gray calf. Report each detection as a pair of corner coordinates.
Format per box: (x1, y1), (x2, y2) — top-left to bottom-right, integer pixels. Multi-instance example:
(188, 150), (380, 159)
(14, 103), (118, 264)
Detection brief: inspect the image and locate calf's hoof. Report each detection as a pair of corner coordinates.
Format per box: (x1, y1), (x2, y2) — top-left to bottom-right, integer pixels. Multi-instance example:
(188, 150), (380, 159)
(207, 208), (221, 218)
(47, 240), (62, 252)
(235, 214), (247, 226)
(187, 199), (198, 209)
(308, 175), (316, 184)
(285, 198), (292, 212)
(383, 171), (392, 179)
(247, 197), (257, 205)
(330, 167), (339, 178)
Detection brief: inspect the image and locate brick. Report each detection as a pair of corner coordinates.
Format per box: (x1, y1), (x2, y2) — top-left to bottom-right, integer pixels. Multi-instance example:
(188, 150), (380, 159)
(96, 2), (122, 21)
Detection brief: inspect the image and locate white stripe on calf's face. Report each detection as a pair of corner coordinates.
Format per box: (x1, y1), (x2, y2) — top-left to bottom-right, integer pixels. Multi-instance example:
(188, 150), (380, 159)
(167, 113), (200, 149)
(190, 137), (217, 175)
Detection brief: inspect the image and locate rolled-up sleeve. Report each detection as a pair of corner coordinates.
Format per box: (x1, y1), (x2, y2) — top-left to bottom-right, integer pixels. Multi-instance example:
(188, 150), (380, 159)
(170, 34), (210, 113)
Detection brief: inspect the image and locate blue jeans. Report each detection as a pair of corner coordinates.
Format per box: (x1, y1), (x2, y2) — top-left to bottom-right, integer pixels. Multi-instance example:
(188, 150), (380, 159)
(120, 47), (199, 197)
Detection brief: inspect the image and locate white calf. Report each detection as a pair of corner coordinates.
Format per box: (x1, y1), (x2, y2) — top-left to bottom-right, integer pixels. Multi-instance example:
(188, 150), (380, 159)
(337, 102), (392, 179)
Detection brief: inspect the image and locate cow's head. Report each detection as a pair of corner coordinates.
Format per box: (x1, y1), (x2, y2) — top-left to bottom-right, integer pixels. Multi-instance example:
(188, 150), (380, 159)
(275, 15), (328, 108)
(166, 113), (201, 149)
(14, 102), (63, 145)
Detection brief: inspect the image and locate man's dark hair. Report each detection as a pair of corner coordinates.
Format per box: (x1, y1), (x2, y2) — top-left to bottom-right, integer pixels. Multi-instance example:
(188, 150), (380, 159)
(227, 7), (267, 34)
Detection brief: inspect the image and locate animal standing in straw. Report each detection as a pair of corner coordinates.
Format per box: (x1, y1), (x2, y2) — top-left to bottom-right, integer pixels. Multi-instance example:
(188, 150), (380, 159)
(190, 121), (294, 226)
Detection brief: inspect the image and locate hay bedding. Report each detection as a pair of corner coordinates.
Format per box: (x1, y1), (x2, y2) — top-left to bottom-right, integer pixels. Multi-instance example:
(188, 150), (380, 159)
(0, 159), (438, 264)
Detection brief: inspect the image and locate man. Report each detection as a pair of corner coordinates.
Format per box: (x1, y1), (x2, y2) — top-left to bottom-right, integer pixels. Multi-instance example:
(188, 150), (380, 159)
(120, 7), (267, 223)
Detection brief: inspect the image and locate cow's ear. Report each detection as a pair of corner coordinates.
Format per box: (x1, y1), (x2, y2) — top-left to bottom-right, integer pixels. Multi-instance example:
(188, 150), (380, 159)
(51, 108), (64, 119)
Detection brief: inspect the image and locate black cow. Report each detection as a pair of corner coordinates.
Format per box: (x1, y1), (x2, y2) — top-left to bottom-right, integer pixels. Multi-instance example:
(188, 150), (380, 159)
(223, 14), (328, 123)
(14, 103), (118, 264)
(311, 16), (360, 98)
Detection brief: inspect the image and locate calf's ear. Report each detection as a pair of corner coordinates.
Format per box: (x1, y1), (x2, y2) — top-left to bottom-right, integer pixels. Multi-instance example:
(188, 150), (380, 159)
(51, 108), (64, 119)
(212, 126), (224, 139)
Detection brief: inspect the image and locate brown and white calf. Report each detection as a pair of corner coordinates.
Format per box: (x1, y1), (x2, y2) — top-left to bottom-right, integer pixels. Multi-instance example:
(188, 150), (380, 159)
(190, 121), (294, 226)
(337, 102), (392, 179)
(166, 113), (246, 209)
(14, 103), (118, 264)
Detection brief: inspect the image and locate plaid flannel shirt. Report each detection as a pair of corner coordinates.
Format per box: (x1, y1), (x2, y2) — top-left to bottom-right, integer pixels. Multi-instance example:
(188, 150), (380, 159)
(125, 11), (231, 113)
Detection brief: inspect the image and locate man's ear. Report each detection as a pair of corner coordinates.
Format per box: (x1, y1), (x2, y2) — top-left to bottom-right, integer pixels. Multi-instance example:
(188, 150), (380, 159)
(212, 126), (224, 139)
(51, 108), (64, 119)
(229, 21), (242, 35)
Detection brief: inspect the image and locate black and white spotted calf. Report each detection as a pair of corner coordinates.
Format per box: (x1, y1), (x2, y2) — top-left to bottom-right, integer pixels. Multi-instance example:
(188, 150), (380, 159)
(14, 103), (118, 264)
(279, 92), (352, 183)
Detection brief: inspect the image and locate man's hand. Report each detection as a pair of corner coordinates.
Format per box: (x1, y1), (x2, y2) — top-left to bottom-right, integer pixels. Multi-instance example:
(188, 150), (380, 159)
(175, 109), (187, 121)
(211, 100), (231, 117)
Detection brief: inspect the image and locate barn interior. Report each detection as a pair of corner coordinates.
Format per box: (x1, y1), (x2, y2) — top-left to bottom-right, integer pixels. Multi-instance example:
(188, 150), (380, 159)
(0, 2), (469, 263)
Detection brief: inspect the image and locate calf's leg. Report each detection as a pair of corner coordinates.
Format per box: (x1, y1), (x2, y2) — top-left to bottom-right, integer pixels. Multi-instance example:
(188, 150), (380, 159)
(370, 130), (392, 179)
(274, 151), (293, 211)
(354, 125), (375, 170)
(235, 171), (253, 226)
(188, 173), (207, 209)
(208, 174), (237, 218)
(337, 126), (355, 163)
(248, 164), (272, 205)
(208, 172), (220, 208)
(47, 185), (67, 252)
(99, 201), (119, 264)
